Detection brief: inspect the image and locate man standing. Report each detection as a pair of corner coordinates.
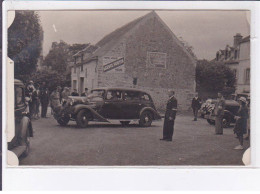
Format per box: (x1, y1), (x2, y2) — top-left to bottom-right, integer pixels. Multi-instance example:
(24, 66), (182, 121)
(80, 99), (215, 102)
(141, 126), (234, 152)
(40, 83), (50, 118)
(160, 90), (177, 142)
(191, 94), (201, 121)
(33, 84), (41, 119)
(214, 92), (226, 135)
(81, 88), (89, 96)
(71, 89), (79, 96)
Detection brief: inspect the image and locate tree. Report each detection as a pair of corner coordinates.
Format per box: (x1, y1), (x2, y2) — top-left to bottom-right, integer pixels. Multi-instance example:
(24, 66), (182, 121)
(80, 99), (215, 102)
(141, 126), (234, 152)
(196, 59), (236, 97)
(8, 11), (43, 81)
(30, 68), (69, 92)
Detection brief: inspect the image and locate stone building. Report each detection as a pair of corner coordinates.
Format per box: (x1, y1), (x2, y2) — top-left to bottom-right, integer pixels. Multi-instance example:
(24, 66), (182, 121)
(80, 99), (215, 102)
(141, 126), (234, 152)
(71, 11), (196, 111)
(215, 33), (250, 94)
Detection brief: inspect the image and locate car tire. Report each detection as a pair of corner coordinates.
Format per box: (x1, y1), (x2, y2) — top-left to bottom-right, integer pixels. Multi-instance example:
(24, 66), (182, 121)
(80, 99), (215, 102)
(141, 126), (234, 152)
(120, 121), (130, 126)
(207, 119), (215, 125)
(57, 116), (70, 126)
(139, 111), (153, 127)
(22, 130), (30, 157)
(76, 109), (91, 128)
(222, 116), (231, 128)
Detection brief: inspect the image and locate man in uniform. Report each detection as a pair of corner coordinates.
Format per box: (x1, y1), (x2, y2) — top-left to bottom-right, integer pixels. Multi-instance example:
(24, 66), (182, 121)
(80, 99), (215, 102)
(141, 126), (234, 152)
(160, 90), (178, 142)
(214, 92), (226, 135)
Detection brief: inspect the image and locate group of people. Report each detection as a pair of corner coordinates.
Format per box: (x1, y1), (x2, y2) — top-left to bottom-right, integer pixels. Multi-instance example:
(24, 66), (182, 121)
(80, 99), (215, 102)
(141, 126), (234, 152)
(25, 80), (50, 119)
(25, 80), (90, 118)
(160, 90), (250, 150)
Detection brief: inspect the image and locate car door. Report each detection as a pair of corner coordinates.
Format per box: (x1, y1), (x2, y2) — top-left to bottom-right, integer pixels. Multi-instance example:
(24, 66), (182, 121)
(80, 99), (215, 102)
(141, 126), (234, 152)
(100, 90), (124, 119)
(122, 91), (143, 119)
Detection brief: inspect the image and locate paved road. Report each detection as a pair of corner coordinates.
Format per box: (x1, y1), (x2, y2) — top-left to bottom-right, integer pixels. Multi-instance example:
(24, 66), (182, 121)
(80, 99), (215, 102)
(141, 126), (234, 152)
(20, 111), (249, 166)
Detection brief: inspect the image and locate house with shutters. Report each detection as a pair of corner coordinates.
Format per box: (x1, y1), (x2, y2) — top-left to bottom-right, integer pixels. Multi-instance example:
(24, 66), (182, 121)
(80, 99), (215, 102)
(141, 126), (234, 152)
(215, 33), (250, 94)
(71, 11), (196, 111)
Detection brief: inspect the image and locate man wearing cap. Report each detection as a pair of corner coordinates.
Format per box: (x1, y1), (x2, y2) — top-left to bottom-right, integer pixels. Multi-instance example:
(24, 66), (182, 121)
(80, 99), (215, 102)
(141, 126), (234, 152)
(160, 90), (178, 142)
(214, 92), (226, 135)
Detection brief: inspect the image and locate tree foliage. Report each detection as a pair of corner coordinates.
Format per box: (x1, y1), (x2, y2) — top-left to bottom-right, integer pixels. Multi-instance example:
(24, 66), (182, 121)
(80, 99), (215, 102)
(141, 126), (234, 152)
(30, 69), (70, 92)
(8, 11), (43, 81)
(196, 59), (236, 96)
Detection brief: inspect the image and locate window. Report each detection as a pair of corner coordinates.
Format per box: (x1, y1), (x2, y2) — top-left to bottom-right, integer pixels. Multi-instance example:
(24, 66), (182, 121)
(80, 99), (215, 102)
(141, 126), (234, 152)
(124, 91), (140, 101)
(106, 90), (123, 100)
(81, 64), (83, 72)
(245, 68), (250, 84)
(140, 93), (151, 101)
(15, 87), (24, 107)
(74, 64), (76, 73)
(233, 69), (237, 78)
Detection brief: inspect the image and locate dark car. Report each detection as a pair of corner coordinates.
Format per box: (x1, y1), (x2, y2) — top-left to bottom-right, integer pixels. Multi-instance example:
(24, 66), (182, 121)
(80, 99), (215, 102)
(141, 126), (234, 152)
(204, 99), (240, 128)
(54, 88), (161, 128)
(8, 79), (33, 158)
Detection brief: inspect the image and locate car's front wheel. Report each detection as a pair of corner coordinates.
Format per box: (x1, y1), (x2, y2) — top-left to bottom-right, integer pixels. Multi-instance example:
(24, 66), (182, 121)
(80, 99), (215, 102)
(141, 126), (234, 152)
(76, 110), (91, 128)
(207, 119), (215, 125)
(57, 116), (70, 126)
(139, 111), (153, 127)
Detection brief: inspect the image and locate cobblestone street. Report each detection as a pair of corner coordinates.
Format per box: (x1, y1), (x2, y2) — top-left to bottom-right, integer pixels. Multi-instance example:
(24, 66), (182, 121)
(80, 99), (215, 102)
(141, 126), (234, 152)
(19, 110), (250, 166)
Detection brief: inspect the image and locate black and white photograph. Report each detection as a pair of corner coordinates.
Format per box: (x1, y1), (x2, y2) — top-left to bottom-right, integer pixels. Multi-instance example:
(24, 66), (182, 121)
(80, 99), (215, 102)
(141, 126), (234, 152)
(6, 9), (251, 166)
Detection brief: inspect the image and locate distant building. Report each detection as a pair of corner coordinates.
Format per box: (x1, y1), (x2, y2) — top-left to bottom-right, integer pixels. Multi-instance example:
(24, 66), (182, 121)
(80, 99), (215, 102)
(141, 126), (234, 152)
(215, 33), (250, 94)
(71, 11), (196, 110)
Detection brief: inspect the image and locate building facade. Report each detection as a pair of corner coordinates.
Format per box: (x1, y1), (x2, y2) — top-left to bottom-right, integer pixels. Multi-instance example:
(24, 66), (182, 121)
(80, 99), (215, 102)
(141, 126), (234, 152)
(215, 33), (250, 94)
(71, 11), (196, 111)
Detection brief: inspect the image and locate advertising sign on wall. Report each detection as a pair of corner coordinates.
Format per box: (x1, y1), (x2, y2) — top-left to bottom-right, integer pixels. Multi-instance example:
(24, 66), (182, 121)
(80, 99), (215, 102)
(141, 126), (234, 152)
(147, 52), (167, 68)
(103, 56), (125, 73)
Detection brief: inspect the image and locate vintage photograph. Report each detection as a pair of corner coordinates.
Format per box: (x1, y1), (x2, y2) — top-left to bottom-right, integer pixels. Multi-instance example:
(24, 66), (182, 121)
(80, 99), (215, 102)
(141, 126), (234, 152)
(7, 10), (250, 166)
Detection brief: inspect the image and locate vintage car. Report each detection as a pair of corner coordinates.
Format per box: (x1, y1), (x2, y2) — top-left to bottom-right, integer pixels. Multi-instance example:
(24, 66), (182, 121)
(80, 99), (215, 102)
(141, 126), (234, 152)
(204, 99), (240, 128)
(54, 88), (161, 128)
(8, 79), (33, 158)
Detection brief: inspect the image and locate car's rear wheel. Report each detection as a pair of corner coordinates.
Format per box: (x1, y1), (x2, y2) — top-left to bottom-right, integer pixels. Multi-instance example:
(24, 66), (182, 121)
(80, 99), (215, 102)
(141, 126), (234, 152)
(120, 121), (130, 126)
(222, 116), (231, 128)
(207, 119), (215, 125)
(76, 110), (92, 128)
(57, 115), (70, 126)
(139, 111), (153, 127)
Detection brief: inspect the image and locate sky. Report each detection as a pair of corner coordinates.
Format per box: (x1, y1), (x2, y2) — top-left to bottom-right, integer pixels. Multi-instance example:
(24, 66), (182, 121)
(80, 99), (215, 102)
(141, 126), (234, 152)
(38, 10), (250, 60)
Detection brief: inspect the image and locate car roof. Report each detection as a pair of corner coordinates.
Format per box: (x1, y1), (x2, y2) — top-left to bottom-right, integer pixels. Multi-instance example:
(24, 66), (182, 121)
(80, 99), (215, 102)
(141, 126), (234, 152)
(91, 87), (149, 93)
(14, 79), (25, 86)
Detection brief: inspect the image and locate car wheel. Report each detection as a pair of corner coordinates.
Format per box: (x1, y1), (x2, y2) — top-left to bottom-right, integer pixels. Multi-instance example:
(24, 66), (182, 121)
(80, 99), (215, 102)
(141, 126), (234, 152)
(120, 121), (130, 126)
(222, 117), (231, 128)
(207, 119), (215, 125)
(57, 116), (70, 126)
(22, 130), (30, 157)
(139, 111), (153, 127)
(76, 110), (91, 128)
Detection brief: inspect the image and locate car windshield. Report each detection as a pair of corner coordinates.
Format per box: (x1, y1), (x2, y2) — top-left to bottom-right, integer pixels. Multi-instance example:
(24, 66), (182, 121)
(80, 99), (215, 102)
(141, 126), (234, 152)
(88, 90), (105, 98)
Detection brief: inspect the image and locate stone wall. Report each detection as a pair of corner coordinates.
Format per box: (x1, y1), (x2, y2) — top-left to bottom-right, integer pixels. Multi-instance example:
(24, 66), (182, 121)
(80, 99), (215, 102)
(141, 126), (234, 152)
(96, 14), (196, 111)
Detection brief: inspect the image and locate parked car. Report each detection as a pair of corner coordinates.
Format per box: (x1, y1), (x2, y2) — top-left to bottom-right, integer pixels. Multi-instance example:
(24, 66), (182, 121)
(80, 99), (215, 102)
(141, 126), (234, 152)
(8, 79), (33, 158)
(204, 99), (240, 128)
(199, 99), (217, 118)
(53, 88), (161, 128)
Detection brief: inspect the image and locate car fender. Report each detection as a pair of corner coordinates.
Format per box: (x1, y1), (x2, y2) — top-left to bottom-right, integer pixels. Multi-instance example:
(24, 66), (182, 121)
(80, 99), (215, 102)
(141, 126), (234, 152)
(139, 107), (161, 120)
(20, 116), (33, 139)
(73, 104), (109, 122)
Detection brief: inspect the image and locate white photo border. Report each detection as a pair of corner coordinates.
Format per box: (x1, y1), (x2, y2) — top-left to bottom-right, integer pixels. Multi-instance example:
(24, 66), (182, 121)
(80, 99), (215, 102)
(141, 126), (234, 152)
(2, 0), (260, 190)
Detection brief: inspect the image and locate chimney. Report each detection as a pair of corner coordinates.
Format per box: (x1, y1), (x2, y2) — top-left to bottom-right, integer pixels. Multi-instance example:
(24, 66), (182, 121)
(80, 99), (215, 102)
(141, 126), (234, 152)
(233, 33), (243, 48)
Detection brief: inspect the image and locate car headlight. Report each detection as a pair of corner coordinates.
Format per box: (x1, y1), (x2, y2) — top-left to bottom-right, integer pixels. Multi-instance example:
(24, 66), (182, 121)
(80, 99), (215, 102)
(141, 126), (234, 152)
(68, 99), (74, 106)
